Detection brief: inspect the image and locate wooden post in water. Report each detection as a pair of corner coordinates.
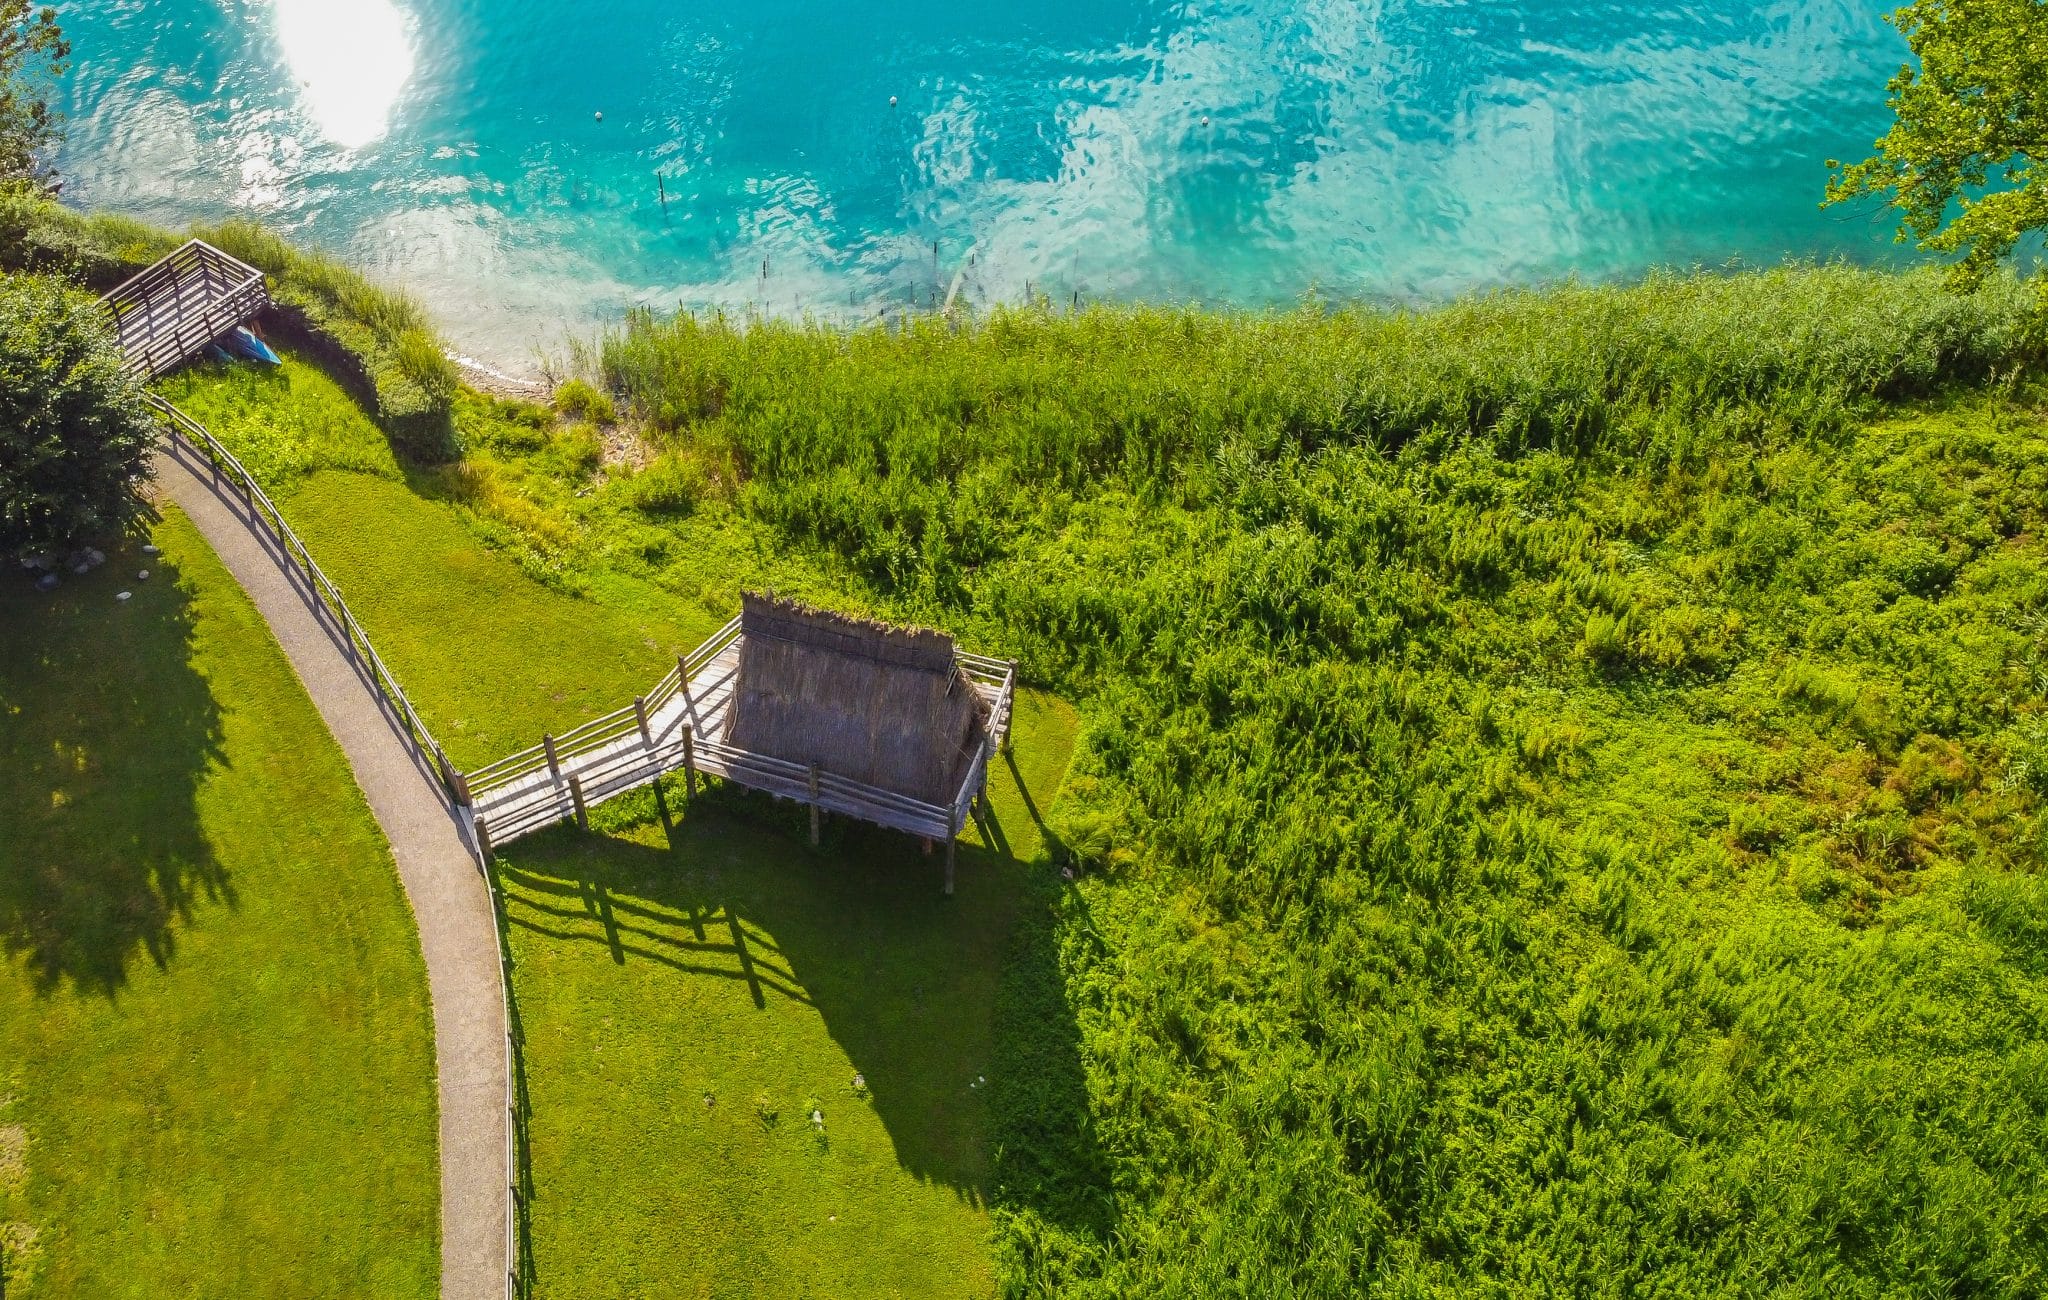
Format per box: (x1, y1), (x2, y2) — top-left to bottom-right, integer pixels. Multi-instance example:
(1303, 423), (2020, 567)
(634, 696), (652, 746)
(808, 763), (822, 847)
(543, 733), (562, 782)
(682, 725), (696, 800)
(568, 776), (589, 831)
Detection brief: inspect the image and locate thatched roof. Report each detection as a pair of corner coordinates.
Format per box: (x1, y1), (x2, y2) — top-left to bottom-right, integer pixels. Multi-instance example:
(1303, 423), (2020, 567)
(723, 593), (991, 805)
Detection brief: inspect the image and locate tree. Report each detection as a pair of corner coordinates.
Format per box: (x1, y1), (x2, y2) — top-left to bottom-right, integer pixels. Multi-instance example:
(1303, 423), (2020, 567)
(0, 274), (154, 556)
(0, 2), (65, 190)
(1826, 0), (2048, 287)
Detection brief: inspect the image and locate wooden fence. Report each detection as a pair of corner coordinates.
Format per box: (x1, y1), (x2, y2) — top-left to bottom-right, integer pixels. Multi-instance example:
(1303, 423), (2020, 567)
(147, 396), (523, 1300)
(104, 241), (270, 381)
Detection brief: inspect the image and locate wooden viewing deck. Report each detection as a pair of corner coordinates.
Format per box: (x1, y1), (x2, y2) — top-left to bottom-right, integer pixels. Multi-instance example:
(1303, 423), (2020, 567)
(101, 239), (270, 381)
(460, 618), (1018, 887)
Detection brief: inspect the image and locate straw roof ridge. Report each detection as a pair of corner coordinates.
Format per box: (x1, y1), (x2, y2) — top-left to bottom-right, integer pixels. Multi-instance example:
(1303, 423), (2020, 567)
(726, 592), (990, 805)
(739, 591), (958, 674)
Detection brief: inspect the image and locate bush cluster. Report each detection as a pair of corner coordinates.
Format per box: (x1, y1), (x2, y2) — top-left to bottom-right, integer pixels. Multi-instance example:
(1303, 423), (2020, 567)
(0, 272), (153, 553)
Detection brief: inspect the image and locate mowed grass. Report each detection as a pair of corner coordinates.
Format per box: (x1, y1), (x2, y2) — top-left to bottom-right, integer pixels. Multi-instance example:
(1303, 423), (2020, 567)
(501, 694), (1075, 1299)
(162, 358), (1084, 1296)
(0, 510), (438, 1298)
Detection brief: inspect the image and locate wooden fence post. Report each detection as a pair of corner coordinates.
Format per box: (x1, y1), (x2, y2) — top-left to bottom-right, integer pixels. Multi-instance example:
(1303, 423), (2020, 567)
(633, 696), (652, 745)
(436, 744), (467, 803)
(543, 733), (561, 782)
(568, 775), (589, 831)
(808, 763), (822, 847)
(677, 656), (693, 709)
(682, 725), (696, 800)
(475, 814), (495, 862)
(1003, 660), (1019, 755)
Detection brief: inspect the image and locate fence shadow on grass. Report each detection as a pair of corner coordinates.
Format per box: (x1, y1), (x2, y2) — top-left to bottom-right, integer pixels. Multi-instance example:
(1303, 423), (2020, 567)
(491, 743), (1112, 1273)
(0, 542), (229, 997)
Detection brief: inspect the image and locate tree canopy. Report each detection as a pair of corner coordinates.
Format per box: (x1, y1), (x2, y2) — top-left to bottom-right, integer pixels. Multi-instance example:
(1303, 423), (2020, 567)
(1828, 0), (2048, 286)
(0, 2), (66, 191)
(0, 274), (153, 555)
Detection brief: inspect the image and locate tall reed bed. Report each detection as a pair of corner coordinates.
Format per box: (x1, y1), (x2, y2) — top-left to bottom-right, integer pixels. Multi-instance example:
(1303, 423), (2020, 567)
(594, 268), (2048, 1297)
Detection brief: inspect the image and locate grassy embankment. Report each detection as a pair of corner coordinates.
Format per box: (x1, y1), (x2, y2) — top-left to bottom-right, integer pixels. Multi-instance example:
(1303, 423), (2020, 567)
(0, 511), (438, 1298)
(158, 356), (1080, 1298)
(59, 195), (2048, 1296)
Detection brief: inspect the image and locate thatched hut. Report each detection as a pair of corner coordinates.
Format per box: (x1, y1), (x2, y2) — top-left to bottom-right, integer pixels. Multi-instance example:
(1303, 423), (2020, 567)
(726, 593), (991, 805)
(458, 591), (1016, 893)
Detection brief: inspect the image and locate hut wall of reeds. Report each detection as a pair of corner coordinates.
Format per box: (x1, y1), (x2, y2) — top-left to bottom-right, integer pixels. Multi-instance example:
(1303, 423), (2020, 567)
(724, 593), (991, 804)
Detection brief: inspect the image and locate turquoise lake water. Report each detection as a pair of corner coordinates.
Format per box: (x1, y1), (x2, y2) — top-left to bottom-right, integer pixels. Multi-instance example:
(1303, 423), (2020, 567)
(56, 0), (1910, 367)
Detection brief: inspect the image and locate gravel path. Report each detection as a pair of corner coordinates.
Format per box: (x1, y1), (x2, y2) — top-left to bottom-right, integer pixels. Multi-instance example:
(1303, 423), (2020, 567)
(153, 438), (509, 1300)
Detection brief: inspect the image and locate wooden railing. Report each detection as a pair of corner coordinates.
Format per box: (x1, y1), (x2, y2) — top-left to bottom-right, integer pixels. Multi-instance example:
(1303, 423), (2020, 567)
(150, 395), (525, 1298)
(104, 241), (270, 381)
(465, 615), (743, 800)
(149, 395), (457, 789)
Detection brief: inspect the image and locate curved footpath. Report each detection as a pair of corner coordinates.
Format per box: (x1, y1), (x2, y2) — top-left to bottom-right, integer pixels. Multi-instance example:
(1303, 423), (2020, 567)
(152, 439), (508, 1300)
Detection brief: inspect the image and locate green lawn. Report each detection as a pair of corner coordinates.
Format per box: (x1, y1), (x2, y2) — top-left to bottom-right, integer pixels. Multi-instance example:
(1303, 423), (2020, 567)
(162, 355), (1083, 1297)
(0, 510), (438, 1298)
(500, 694), (1075, 1299)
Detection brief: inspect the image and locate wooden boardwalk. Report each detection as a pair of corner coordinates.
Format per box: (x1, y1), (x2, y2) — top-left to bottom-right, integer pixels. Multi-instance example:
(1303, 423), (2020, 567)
(463, 617), (1017, 875)
(101, 240), (270, 380)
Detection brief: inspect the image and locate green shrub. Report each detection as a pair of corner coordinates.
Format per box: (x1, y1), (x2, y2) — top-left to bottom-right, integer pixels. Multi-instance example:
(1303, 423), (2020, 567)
(552, 377), (615, 425)
(614, 452), (707, 517)
(0, 273), (153, 553)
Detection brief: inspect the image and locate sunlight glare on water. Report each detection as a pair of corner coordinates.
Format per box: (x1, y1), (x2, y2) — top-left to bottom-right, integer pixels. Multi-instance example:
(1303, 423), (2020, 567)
(269, 0), (415, 150)
(56, 0), (1915, 367)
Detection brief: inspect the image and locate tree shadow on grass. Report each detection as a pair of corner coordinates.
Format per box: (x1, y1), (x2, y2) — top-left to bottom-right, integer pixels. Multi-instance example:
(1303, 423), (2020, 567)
(492, 751), (1111, 1272)
(0, 543), (229, 996)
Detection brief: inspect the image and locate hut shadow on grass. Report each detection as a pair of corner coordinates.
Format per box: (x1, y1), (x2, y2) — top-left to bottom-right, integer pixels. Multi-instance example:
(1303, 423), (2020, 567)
(493, 742), (1111, 1256)
(0, 543), (229, 997)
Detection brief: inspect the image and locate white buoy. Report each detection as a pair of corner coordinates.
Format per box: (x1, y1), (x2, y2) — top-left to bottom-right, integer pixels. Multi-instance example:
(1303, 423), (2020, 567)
(1201, 115), (1210, 127)
(594, 110), (604, 122)
(888, 96), (897, 108)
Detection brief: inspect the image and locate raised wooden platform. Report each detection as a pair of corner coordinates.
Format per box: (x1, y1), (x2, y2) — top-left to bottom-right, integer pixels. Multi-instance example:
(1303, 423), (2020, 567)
(461, 617), (1017, 880)
(100, 240), (270, 381)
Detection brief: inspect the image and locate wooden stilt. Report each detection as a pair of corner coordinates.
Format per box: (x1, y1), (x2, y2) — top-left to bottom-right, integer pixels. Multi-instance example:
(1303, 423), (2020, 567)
(683, 725), (696, 800)
(568, 775), (589, 830)
(1003, 660), (1019, 755)
(944, 807), (958, 896)
(808, 763), (822, 847)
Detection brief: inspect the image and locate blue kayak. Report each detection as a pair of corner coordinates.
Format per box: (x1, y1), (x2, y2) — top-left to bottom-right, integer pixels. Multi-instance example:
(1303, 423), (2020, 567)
(224, 326), (283, 365)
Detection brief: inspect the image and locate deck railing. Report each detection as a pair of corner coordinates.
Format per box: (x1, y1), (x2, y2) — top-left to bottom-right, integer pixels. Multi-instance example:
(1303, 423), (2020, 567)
(465, 626), (1018, 875)
(104, 241), (270, 380)
(464, 616), (743, 799)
